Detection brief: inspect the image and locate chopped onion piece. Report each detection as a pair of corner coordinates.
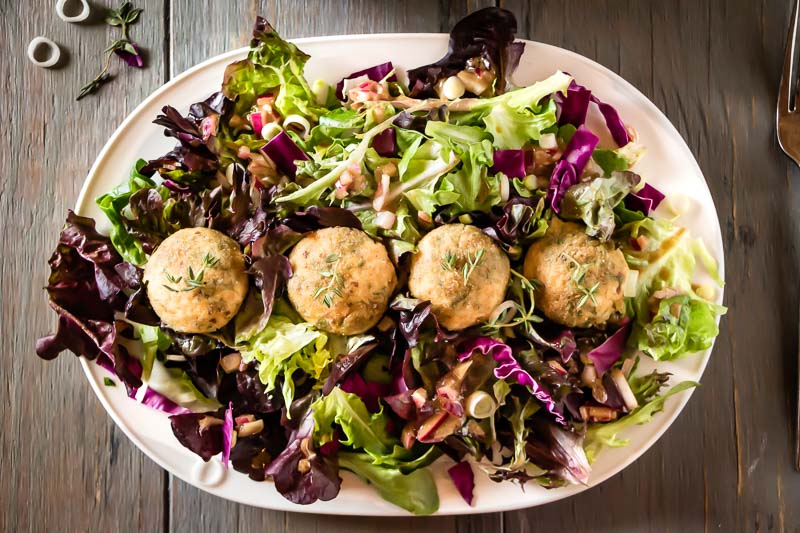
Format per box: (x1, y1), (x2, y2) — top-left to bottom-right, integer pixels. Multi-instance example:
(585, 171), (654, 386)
(165, 354), (187, 362)
(261, 122), (283, 141)
(283, 114), (311, 138)
(488, 300), (517, 325)
(539, 133), (557, 150)
(623, 269), (639, 297)
(499, 174), (510, 202)
(581, 363), (598, 386)
(465, 391), (496, 419)
(620, 357), (635, 378)
(375, 211), (396, 229)
(340, 74), (370, 99)
(610, 368), (639, 411)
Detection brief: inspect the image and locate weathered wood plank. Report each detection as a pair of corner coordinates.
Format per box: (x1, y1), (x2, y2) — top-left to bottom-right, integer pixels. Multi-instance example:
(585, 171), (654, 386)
(166, 1), (496, 531)
(0, 1), (167, 532)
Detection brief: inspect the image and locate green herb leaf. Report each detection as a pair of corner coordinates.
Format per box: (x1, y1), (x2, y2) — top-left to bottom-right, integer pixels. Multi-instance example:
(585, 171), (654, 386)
(103, 377), (116, 387)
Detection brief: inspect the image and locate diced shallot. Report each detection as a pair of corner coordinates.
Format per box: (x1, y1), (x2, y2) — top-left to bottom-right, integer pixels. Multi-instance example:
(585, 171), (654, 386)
(375, 211), (396, 230)
(623, 269), (639, 297)
(609, 368), (639, 411)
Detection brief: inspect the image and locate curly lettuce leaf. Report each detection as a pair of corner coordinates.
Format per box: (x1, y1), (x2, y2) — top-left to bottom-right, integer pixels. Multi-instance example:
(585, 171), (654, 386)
(560, 171), (640, 241)
(222, 17), (326, 120)
(623, 217), (726, 361)
(239, 314), (332, 408)
(312, 387), (395, 458)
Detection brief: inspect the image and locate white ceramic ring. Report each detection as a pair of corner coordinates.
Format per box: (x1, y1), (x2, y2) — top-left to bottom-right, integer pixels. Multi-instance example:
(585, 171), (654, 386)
(27, 37), (61, 68)
(55, 0), (90, 23)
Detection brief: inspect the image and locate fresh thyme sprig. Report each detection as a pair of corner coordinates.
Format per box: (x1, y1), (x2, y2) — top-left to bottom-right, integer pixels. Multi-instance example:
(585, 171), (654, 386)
(482, 269), (543, 335)
(163, 253), (219, 293)
(313, 254), (344, 307)
(440, 248), (485, 285)
(462, 248), (485, 284)
(77, 2), (144, 100)
(441, 250), (458, 272)
(561, 252), (599, 309)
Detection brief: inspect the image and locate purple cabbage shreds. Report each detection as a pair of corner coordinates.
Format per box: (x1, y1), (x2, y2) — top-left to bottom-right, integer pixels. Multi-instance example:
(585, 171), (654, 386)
(169, 411), (225, 461)
(458, 337), (566, 425)
(587, 320), (631, 375)
(340, 373), (391, 413)
(261, 131), (308, 178)
(140, 388), (191, 415)
(546, 125), (599, 213)
(372, 127), (396, 157)
(491, 149), (527, 179)
(447, 461), (475, 506)
(524, 327), (578, 363)
(281, 206), (363, 233)
(335, 61), (397, 100)
(35, 211), (143, 390)
(322, 340), (379, 395)
(525, 418), (591, 485)
(591, 95), (630, 147)
(556, 81), (592, 127)
(407, 7), (522, 98)
(264, 409), (341, 504)
(114, 42), (144, 68)
(624, 183), (666, 215)
(221, 402), (234, 468)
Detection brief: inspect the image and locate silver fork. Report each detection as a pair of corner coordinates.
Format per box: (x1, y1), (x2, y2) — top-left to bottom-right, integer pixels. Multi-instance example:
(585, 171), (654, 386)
(777, 0), (800, 471)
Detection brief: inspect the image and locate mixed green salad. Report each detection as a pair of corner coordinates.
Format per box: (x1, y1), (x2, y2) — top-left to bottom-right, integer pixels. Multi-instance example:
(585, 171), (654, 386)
(37, 8), (725, 514)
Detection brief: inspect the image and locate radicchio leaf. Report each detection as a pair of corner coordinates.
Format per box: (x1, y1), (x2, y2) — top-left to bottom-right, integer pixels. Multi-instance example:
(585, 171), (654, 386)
(624, 182), (665, 215)
(525, 418), (591, 485)
(587, 320), (631, 375)
(490, 149), (528, 179)
(458, 337), (565, 425)
(139, 387), (192, 415)
(322, 340), (379, 395)
(447, 461), (475, 505)
(546, 125), (599, 213)
(261, 131), (308, 177)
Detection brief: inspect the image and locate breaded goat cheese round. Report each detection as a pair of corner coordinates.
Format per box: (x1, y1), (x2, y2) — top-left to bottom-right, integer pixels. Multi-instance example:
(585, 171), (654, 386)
(287, 227), (397, 335)
(523, 217), (629, 328)
(408, 224), (510, 331)
(143, 227), (249, 333)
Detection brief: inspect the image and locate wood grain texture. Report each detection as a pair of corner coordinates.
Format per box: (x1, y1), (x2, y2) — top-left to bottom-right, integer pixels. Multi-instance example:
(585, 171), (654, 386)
(0, 1), (168, 532)
(6, 0), (800, 531)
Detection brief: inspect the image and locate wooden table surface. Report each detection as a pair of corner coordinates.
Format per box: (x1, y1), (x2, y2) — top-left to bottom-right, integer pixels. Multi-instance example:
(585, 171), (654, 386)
(3, 1), (800, 531)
